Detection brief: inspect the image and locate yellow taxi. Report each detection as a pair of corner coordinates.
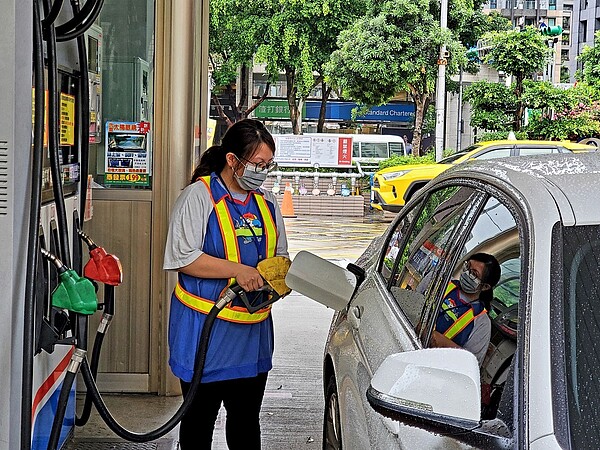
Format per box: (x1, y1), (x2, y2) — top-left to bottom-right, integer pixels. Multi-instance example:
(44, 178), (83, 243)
(371, 140), (597, 213)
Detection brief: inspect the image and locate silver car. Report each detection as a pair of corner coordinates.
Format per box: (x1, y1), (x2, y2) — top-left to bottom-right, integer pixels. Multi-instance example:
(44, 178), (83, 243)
(286, 152), (600, 449)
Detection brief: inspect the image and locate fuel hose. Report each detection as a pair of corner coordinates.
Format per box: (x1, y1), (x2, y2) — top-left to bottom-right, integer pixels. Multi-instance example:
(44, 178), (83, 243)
(75, 285), (115, 426)
(22, 2), (47, 448)
(48, 287), (241, 447)
(79, 299), (224, 442)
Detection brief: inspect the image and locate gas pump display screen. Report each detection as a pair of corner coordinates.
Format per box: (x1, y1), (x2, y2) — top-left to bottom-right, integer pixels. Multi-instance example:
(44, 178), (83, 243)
(105, 121), (151, 186)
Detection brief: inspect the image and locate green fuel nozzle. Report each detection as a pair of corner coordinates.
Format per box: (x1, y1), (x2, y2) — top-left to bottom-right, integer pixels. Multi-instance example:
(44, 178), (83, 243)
(41, 248), (98, 315)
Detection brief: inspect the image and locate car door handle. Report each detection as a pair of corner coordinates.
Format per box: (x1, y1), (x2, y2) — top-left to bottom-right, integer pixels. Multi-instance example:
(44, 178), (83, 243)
(348, 305), (362, 329)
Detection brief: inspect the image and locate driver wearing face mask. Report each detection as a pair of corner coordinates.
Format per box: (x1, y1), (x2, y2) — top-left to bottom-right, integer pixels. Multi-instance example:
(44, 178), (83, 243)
(431, 253), (501, 366)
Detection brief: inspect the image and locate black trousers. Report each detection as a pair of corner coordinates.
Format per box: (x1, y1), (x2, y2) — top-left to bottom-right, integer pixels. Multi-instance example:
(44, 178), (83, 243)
(179, 372), (268, 450)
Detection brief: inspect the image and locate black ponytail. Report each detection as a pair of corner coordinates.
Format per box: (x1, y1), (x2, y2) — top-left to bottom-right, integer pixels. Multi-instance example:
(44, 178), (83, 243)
(190, 145), (225, 184)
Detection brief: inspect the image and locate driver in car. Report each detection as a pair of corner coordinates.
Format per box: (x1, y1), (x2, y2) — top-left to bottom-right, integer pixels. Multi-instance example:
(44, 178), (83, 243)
(430, 253), (501, 366)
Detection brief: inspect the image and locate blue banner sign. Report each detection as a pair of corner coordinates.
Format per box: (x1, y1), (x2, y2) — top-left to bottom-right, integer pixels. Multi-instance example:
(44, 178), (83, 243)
(305, 101), (415, 123)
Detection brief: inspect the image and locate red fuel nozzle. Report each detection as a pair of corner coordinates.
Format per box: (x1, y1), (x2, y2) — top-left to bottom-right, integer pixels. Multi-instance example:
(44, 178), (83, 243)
(84, 247), (123, 286)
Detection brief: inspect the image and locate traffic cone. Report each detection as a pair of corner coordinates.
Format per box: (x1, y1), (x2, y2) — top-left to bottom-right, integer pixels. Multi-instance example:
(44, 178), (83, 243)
(281, 182), (297, 218)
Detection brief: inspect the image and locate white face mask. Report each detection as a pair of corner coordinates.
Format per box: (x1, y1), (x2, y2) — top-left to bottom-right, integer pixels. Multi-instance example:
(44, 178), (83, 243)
(234, 164), (268, 191)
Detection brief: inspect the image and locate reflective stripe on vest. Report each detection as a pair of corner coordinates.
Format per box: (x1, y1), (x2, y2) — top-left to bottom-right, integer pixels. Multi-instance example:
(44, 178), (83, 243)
(200, 175), (240, 287)
(442, 282), (487, 340)
(254, 194), (277, 258)
(175, 282), (271, 324)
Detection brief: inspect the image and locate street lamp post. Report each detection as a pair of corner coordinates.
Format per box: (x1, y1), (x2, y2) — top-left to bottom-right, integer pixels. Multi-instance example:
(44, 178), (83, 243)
(434, 0), (448, 162)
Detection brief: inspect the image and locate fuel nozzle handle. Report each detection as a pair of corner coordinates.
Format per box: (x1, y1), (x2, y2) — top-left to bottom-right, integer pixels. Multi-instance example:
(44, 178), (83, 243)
(77, 230), (123, 286)
(40, 247), (98, 315)
(216, 284), (246, 310)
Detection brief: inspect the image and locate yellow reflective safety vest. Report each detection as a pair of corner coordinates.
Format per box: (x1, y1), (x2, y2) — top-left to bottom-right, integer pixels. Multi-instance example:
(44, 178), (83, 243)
(436, 281), (487, 346)
(174, 175), (278, 324)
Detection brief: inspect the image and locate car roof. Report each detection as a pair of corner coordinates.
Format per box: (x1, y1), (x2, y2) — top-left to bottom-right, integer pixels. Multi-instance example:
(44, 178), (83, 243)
(471, 139), (595, 150)
(439, 152), (600, 225)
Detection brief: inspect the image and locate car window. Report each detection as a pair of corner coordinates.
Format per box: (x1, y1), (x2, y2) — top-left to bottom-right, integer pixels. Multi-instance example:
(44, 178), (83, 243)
(517, 146), (561, 156)
(560, 225), (600, 448)
(425, 195), (521, 420)
(380, 199), (423, 285)
(383, 186), (478, 327)
(361, 143), (388, 158)
(439, 151), (470, 164)
(474, 147), (513, 160)
(389, 142), (404, 156)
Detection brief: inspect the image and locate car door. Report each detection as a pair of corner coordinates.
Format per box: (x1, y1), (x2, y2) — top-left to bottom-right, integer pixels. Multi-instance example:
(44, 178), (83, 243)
(337, 184), (486, 449)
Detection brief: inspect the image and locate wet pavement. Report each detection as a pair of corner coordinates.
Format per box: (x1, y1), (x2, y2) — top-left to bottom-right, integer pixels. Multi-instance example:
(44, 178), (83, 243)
(67, 213), (391, 449)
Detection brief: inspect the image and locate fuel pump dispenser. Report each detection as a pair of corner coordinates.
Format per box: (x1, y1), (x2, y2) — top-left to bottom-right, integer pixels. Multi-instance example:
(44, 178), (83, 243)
(18, 0), (105, 449)
(8, 1), (294, 449)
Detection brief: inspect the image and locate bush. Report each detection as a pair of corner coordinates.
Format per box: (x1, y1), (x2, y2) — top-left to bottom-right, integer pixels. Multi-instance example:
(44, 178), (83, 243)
(379, 153), (436, 170)
(477, 131), (528, 142)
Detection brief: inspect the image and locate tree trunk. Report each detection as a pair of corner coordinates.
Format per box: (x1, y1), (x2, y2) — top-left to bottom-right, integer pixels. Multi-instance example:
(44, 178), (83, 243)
(513, 75), (524, 131)
(285, 69), (302, 134)
(317, 82), (331, 133)
(409, 83), (430, 157)
(211, 93), (234, 127)
(243, 82), (271, 119)
(235, 63), (250, 121)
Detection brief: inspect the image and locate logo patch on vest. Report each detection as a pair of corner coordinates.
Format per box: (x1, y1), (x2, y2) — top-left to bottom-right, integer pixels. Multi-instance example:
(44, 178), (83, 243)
(234, 213), (264, 244)
(445, 298), (457, 309)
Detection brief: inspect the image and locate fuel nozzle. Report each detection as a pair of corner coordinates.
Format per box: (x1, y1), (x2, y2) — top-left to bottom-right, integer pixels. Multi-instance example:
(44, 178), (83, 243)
(41, 248), (98, 315)
(78, 229), (123, 286)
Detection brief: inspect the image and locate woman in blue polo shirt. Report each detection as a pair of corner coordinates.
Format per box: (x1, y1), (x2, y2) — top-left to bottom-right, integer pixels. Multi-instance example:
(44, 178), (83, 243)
(163, 119), (288, 449)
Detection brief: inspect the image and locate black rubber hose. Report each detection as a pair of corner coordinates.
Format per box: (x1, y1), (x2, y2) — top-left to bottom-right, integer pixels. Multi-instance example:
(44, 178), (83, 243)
(71, 0), (90, 228)
(21, 2), (46, 449)
(75, 327), (105, 426)
(80, 304), (221, 442)
(56, 0), (104, 42)
(47, 313), (88, 449)
(42, 0), (72, 268)
(41, 0), (64, 29)
(76, 286), (113, 426)
(46, 370), (77, 450)
(55, 0), (99, 36)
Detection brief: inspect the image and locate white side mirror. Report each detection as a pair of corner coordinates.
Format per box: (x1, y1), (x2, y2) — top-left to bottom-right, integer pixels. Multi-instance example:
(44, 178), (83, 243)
(368, 348), (481, 422)
(285, 251), (356, 311)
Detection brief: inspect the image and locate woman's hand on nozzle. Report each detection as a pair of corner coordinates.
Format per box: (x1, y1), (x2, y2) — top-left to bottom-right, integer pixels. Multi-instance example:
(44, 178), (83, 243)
(235, 265), (264, 292)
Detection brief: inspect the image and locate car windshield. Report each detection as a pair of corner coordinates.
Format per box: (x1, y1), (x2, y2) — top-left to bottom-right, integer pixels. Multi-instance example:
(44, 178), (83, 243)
(560, 224), (600, 448)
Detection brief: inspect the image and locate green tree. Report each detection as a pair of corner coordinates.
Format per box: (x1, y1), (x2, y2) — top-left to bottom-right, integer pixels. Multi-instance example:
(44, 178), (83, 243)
(523, 82), (600, 140)
(209, 0), (273, 125)
(576, 31), (600, 91)
(463, 80), (517, 131)
(481, 26), (553, 130)
(256, 0), (366, 134)
(325, 0), (465, 156)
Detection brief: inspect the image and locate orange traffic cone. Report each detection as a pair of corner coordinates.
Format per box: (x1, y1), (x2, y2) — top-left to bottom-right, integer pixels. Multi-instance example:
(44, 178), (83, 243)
(281, 182), (297, 218)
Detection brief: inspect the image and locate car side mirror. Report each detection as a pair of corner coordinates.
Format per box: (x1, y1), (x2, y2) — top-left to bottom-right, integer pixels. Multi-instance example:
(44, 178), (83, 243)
(367, 349), (514, 445)
(367, 349), (481, 423)
(285, 250), (357, 311)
